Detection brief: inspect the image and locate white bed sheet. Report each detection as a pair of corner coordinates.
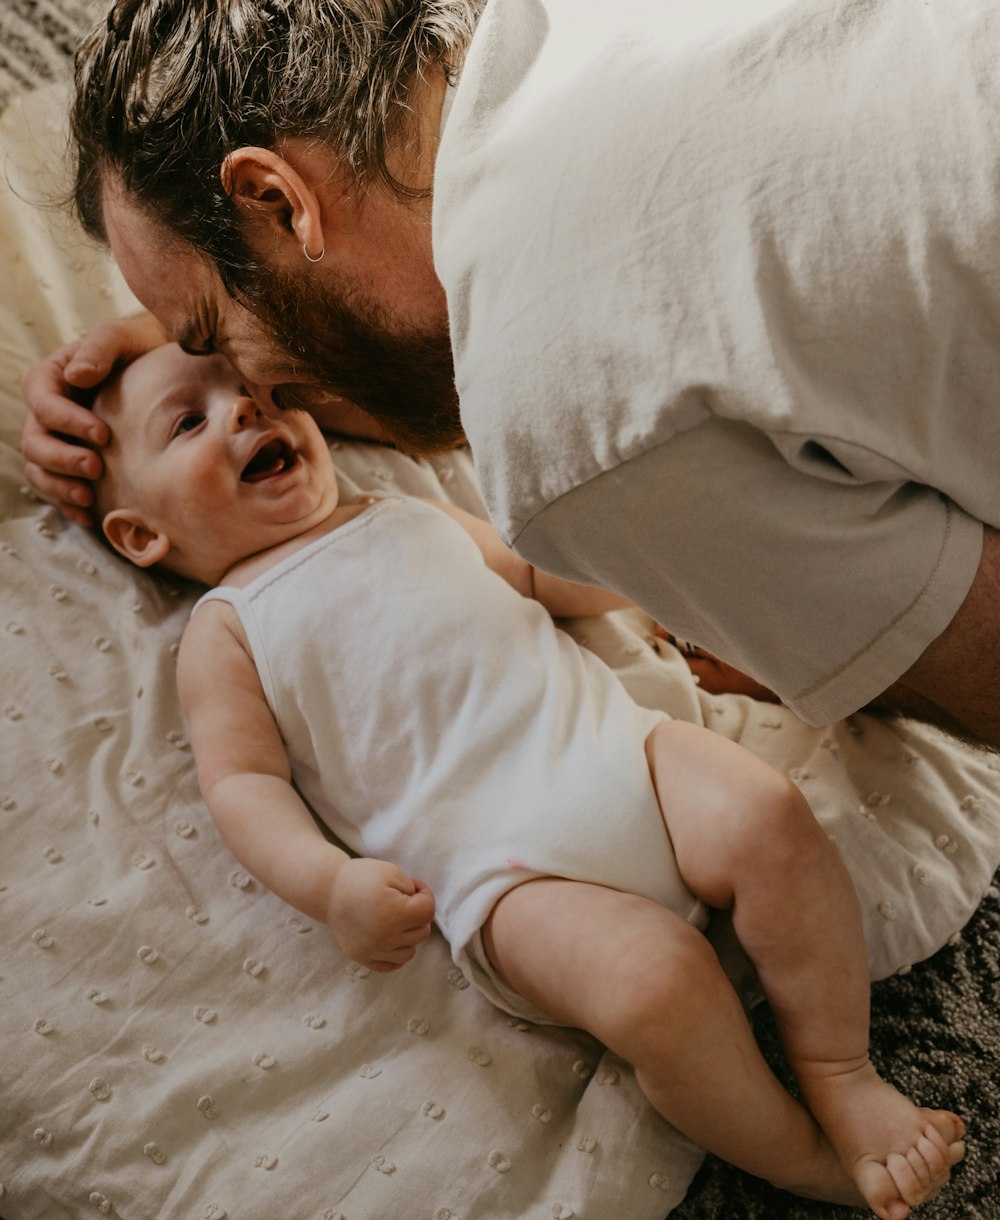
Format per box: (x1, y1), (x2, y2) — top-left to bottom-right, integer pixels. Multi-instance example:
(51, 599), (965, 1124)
(1, 85), (999, 1220)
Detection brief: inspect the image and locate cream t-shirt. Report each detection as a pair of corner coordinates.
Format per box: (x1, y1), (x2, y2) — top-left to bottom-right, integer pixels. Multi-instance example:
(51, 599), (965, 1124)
(433, 0), (993, 724)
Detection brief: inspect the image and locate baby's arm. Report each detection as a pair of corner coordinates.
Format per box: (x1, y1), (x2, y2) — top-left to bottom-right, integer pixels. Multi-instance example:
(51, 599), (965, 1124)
(427, 500), (632, 618)
(177, 606), (435, 971)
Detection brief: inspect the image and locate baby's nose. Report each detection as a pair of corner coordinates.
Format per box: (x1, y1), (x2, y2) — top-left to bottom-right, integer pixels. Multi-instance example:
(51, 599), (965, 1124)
(229, 396), (260, 431)
(242, 380), (283, 418)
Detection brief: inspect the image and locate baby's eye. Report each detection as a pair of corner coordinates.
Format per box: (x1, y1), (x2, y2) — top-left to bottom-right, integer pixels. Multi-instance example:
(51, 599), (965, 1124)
(175, 412), (204, 435)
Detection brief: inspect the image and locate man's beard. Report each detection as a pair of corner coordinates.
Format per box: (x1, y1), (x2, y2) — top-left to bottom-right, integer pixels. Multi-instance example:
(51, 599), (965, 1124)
(239, 264), (464, 456)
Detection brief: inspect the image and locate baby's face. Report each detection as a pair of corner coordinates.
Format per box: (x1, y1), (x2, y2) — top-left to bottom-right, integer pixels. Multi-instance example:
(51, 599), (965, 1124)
(95, 344), (339, 581)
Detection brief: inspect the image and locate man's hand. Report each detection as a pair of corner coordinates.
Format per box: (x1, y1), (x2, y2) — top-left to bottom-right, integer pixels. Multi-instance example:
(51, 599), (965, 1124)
(326, 857), (436, 972)
(20, 312), (169, 525)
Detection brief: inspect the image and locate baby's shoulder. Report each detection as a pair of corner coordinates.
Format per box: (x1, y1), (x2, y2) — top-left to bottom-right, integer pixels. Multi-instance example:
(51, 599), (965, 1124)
(183, 595), (250, 660)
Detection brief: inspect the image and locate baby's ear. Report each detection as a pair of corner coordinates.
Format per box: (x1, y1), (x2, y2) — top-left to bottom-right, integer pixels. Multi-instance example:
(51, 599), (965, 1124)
(102, 510), (172, 568)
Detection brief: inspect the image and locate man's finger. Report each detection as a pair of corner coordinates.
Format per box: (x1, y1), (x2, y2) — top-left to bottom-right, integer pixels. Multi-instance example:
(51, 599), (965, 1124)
(63, 316), (163, 386)
(25, 389), (108, 444)
(21, 419), (104, 480)
(21, 461), (96, 518)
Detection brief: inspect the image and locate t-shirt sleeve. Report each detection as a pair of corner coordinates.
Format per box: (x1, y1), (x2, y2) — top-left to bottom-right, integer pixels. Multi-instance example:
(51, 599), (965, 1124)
(512, 416), (983, 726)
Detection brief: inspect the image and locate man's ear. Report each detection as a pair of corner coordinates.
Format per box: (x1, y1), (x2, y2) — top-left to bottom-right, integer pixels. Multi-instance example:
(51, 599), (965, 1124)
(102, 510), (172, 569)
(220, 146), (325, 258)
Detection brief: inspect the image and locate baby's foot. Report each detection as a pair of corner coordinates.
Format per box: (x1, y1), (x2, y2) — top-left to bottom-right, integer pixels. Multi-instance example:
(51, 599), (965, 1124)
(852, 1113), (964, 1220)
(796, 1057), (965, 1220)
(767, 1131), (868, 1209)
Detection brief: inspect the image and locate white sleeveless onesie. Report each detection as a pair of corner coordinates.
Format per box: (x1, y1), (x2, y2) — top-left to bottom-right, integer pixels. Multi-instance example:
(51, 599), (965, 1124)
(194, 497), (705, 1021)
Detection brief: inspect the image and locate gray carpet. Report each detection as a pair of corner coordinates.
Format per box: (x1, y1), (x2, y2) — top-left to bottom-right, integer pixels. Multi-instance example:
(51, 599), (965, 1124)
(1, 4), (998, 1218)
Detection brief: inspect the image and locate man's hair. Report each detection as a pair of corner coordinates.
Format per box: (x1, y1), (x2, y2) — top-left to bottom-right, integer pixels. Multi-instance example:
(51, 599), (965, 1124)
(71, 0), (484, 294)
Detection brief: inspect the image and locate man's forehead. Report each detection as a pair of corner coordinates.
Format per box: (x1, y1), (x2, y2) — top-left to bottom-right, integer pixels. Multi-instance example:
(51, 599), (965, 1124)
(102, 183), (217, 321)
(101, 178), (184, 252)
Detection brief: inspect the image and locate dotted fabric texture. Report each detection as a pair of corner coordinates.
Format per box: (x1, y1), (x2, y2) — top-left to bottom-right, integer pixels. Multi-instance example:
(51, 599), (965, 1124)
(2, 73), (1000, 1220)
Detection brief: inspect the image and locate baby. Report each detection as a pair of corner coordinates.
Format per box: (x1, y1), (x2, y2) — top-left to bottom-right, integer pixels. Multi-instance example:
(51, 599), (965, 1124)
(90, 343), (964, 1220)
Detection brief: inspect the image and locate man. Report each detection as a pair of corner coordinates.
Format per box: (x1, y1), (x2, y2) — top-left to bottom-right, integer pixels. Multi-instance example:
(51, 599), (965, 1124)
(20, 0), (1000, 745)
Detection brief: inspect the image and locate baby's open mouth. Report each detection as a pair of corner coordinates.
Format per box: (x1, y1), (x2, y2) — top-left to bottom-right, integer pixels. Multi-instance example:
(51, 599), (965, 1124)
(241, 439), (297, 482)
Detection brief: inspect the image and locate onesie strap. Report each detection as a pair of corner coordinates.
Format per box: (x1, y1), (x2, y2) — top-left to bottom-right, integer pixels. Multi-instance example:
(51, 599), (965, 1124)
(191, 586), (243, 617)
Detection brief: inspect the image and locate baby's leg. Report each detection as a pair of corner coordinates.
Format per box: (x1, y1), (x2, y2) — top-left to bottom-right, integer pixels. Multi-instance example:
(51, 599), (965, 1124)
(484, 878), (864, 1208)
(645, 720), (965, 1220)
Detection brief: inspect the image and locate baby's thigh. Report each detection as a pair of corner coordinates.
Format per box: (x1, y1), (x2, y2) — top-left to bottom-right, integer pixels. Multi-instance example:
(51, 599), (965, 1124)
(644, 719), (810, 902)
(483, 878), (716, 1044)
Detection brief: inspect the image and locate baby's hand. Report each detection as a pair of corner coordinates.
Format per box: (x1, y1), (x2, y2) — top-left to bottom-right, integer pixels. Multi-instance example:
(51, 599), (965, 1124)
(326, 858), (436, 972)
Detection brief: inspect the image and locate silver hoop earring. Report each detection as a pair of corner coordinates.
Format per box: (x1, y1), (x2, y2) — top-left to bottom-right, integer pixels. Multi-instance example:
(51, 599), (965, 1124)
(303, 243), (325, 264)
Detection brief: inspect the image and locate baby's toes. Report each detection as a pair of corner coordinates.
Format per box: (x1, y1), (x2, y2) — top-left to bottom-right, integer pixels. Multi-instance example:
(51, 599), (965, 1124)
(916, 1122), (953, 1180)
(853, 1158), (911, 1220)
(917, 1117), (965, 1180)
(919, 1110), (966, 1175)
(904, 1144), (935, 1192)
(922, 1108), (965, 1146)
(886, 1149), (938, 1208)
